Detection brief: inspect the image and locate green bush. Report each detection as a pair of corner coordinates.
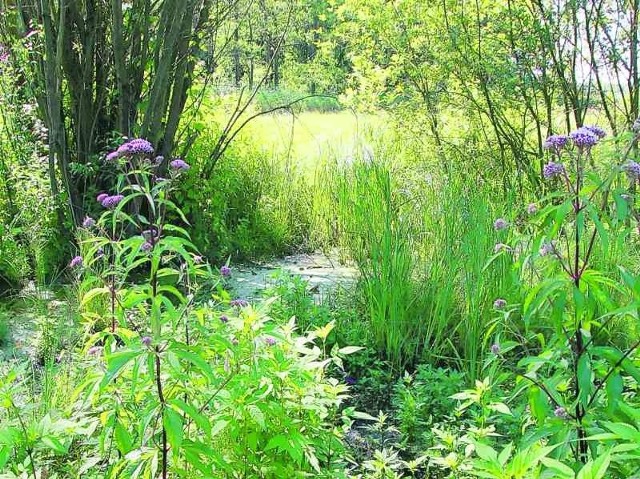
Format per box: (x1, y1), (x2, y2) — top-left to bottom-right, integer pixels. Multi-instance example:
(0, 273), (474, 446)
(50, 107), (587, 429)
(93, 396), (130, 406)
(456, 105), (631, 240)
(178, 137), (312, 262)
(391, 365), (465, 451)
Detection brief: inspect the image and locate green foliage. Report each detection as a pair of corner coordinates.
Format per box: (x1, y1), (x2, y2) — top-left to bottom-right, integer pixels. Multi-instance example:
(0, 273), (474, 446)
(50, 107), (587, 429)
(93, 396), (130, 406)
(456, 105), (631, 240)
(177, 136), (312, 261)
(392, 365), (465, 451)
(256, 89), (342, 113)
(0, 142), (357, 478)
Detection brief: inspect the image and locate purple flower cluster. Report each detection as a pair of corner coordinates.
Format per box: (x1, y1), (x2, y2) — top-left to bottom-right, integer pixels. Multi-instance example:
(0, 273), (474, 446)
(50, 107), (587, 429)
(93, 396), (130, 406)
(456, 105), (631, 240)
(220, 315), (229, 324)
(265, 337), (276, 346)
(543, 134), (569, 152)
(87, 346), (103, 357)
(101, 194), (125, 209)
(169, 159), (190, 171)
(569, 127), (599, 149)
(543, 161), (565, 179)
(69, 256), (83, 268)
(142, 228), (159, 241)
(493, 218), (508, 231)
(116, 138), (154, 157)
(0, 45), (9, 64)
(527, 203), (538, 215)
(584, 125), (606, 139)
(97, 193), (108, 203)
(554, 406), (569, 419)
(230, 299), (249, 308)
(141, 336), (153, 347)
(82, 216), (95, 228)
(490, 344), (501, 354)
(623, 161), (640, 180)
(141, 241), (153, 252)
(220, 265), (231, 277)
(539, 241), (556, 257)
(106, 151), (120, 162)
(493, 298), (507, 309)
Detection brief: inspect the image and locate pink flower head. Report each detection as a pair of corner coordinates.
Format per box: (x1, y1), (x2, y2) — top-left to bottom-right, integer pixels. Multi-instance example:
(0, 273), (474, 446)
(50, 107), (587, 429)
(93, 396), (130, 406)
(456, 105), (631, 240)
(69, 256), (83, 268)
(493, 218), (508, 231)
(169, 159), (190, 171)
(101, 194), (124, 209)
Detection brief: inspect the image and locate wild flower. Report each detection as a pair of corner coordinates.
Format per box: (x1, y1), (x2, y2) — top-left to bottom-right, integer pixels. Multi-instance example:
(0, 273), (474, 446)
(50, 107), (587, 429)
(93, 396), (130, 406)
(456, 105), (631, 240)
(69, 256), (83, 268)
(554, 406), (569, 419)
(527, 203), (538, 215)
(169, 159), (190, 171)
(154, 155), (165, 165)
(543, 134), (569, 152)
(220, 265), (231, 277)
(141, 336), (152, 347)
(622, 161), (640, 180)
(584, 125), (606, 139)
(97, 193), (108, 203)
(0, 44), (8, 63)
(141, 241), (153, 252)
(490, 344), (500, 354)
(106, 151), (120, 162)
(569, 127), (599, 149)
(345, 376), (357, 385)
(265, 337), (276, 346)
(543, 161), (565, 179)
(87, 346), (103, 357)
(82, 216), (96, 228)
(117, 138), (154, 156)
(494, 218), (508, 231)
(193, 255), (203, 264)
(230, 299), (249, 308)
(493, 298), (507, 309)
(220, 315), (229, 323)
(539, 241), (556, 257)
(101, 194), (124, 209)
(142, 228), (159, 240)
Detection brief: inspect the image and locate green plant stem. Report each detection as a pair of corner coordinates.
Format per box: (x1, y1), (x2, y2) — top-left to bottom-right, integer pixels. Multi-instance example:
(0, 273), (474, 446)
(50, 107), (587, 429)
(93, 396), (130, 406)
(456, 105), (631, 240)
(10, 398), (37, 479)
(572, 149), (588, 462)
(154, 347), (168, 479)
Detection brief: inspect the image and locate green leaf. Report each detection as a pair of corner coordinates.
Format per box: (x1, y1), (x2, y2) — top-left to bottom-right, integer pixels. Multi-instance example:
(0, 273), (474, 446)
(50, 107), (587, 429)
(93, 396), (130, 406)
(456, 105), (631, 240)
(169, 399), (211, 436)
(41, 435), (67, 454)
(102, 350), (141, 387)
(576, 450), (610, 479)
(577, 354), (592, 407)
(540, 457), (575, 478)
(163, 407), (184, 454)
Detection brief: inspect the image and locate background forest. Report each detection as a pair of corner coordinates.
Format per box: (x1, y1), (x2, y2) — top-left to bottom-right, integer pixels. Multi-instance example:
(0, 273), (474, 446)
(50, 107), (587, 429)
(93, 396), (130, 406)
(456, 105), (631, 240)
(0, 0), (640, 478)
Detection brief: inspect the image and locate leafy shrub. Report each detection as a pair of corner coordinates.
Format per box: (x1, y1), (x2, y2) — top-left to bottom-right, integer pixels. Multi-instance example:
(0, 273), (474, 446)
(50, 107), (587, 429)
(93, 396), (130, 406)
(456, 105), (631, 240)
(0, 221), (30, 291)
(0, 308), (9, 347)
(0, 138), (358, 478)
(178, 136), (312, 261)
(391, 365), (465, 451)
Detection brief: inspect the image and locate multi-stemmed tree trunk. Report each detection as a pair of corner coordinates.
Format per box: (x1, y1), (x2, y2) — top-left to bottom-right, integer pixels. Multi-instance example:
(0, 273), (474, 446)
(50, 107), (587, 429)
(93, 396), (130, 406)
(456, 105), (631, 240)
(0, 0), (222, 226)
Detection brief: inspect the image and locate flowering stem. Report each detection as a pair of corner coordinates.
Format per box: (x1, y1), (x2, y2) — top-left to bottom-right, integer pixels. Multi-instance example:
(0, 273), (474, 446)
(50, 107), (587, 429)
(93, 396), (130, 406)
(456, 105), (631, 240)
(154, 347), (168, 479)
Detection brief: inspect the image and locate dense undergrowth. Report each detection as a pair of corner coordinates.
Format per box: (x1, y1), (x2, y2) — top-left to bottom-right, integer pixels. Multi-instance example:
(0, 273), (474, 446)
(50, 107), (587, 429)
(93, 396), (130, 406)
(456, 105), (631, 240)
(1, 122), (639, 478)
